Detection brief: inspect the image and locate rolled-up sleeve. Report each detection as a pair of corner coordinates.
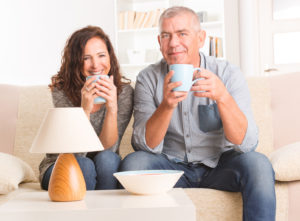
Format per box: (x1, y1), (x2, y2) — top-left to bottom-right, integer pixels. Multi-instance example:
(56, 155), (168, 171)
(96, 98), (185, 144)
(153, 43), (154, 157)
(131, 71), (164, 153)
(223, 64), (259, 152)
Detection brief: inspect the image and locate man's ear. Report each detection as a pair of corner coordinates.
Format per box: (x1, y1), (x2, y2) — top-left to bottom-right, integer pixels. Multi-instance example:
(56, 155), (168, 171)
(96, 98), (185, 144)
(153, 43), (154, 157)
(157, 34), (162, 50)
(198, 30), (206, 49)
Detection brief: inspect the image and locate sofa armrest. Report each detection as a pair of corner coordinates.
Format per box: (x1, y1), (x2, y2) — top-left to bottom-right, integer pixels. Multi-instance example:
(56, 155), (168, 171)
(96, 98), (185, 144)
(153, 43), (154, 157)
(270, 141), (300, 181)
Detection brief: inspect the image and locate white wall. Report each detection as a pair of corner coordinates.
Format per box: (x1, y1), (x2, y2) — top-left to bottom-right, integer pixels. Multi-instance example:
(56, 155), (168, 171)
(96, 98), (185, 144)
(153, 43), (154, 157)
(239, 0), (260, 76)
(0, 0), (115, 85)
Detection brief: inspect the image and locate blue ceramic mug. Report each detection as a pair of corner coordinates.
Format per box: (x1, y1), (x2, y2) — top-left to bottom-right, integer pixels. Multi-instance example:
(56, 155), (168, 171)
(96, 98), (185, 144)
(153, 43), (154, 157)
(86, 75), (109, 104)
(170, 64), (202, 91)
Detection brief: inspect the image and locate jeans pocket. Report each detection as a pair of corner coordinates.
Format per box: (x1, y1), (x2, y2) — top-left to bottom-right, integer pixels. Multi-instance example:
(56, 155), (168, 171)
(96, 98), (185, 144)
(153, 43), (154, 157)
(198, 103), (223, 132)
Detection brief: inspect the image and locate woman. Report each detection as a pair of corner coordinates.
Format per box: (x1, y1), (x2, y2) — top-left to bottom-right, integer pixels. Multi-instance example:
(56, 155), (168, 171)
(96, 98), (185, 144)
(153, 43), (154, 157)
(39, 26), (133, 190)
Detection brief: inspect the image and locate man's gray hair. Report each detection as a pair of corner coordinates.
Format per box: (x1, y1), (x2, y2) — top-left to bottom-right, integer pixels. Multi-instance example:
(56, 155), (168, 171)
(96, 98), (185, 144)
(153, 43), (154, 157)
(158, 6), (201, 33)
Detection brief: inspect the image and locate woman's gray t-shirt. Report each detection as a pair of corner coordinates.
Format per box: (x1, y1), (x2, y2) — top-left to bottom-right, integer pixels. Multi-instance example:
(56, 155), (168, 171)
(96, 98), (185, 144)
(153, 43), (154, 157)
(38, 84), (133, 182)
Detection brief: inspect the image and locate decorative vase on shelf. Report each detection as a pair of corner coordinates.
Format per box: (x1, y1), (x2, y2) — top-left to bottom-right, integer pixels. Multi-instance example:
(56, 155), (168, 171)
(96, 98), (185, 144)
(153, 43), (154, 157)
(127, 49), (146, 64)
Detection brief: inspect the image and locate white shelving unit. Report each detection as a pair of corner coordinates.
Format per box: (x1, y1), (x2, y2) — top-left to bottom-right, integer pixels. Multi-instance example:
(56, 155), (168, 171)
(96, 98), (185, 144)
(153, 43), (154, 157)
(115, 0), (239, 81)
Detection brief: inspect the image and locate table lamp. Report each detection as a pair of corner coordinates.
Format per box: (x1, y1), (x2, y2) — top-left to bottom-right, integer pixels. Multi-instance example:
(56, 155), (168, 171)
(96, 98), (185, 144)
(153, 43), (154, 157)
(30, 107), (103, 202)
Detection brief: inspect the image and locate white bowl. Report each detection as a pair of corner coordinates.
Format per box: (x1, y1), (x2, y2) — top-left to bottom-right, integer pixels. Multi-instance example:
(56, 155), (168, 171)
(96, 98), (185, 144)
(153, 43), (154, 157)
(114, 170), (184, 195)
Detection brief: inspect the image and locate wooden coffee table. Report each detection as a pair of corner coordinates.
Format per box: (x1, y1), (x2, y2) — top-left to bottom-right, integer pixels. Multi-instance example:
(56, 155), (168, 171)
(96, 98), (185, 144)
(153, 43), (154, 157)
(0, 188), (196, 221)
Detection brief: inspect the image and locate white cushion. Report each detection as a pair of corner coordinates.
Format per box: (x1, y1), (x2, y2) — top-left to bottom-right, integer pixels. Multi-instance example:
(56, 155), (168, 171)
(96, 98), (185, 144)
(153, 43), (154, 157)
(0, 153), (37, 194)
(270, 142), (300, 181)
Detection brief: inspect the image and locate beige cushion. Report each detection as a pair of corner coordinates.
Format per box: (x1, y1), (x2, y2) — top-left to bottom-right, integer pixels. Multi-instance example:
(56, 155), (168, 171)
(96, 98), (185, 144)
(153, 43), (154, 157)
(270, 142), (300, 181)
(119, 81), (136, 159)
(0, 153), (36, 194)
(269, 72), (300, 149)
(119, 118), (134, 159)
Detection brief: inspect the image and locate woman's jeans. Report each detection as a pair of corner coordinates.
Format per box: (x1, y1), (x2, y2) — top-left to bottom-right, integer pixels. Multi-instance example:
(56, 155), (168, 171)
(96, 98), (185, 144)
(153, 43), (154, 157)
(120, 150), (276, 221)
(41, 150), (121, 190)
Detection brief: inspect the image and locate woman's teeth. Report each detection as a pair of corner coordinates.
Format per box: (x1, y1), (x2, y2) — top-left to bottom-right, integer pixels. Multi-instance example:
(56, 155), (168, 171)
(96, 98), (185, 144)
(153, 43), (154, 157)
(90, 71), (102, 75)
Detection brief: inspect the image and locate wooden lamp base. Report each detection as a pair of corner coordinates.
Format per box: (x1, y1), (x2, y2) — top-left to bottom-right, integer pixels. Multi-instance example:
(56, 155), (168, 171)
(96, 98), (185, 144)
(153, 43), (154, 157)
(48, 153), (86, 202)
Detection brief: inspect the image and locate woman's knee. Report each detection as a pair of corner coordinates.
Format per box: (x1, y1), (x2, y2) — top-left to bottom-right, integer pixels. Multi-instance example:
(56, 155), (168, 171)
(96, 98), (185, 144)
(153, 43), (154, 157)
(76, 156), (97, 190)
(94, 150), (121, 169)
(76, 156), (96, 173)
(119, 151), (163, 171)
(41, 164), (54, 190)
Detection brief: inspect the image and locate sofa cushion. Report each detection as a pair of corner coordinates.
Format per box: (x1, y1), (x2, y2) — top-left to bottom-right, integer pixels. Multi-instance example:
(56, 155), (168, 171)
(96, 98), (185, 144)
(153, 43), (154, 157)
(270, 142), (300, 181)
(269, 72), (300, 149)
(184, 182), (288, 221)
(0, 153), (36, 194)
(119, 118), (134, 159)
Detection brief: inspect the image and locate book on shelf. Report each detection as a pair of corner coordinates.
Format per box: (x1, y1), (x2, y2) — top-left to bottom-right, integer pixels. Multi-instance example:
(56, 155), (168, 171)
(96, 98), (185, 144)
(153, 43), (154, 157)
(143, 10), (156, 28)
(133, 11), (143, 29)
(209, 36), (215, 57)
(137, 12), (147, 29)
(153, 8), (162, 27)
(207, 36), (223, 58)
(127, 11), (135, 30)
(118, 11), (125, 30)
(140, 11), (150, 28)
(215, 37), (223, 58)
(123, 11), (128, 30)
(118, 8), (165, 31)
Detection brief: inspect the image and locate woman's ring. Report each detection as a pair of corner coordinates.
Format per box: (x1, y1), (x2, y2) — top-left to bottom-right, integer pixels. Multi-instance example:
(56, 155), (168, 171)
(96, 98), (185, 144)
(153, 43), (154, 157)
(85, 87), (90, 92)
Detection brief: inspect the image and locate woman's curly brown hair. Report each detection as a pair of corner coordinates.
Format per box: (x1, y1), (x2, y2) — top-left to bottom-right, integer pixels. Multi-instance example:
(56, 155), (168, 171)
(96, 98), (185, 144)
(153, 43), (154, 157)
(49, 26), (128, 106)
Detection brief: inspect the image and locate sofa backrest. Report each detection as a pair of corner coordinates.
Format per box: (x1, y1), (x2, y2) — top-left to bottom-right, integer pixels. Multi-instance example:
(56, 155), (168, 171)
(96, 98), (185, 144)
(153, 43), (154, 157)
(1, 72), (299, 179)
(247, 77), (274, 156)
(0, 84), (135, 179)
(13, 86), (53, 178)
(0, 85), (20, 154)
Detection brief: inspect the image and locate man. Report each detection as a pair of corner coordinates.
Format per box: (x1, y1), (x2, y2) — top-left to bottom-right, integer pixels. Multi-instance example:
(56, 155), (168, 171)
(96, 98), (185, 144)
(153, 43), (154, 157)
(120, 6), (276, 221)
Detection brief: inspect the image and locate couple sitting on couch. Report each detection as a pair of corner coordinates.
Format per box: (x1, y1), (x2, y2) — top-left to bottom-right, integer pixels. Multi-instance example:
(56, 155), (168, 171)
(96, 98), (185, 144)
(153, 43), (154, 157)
(40, 6), (276, 221)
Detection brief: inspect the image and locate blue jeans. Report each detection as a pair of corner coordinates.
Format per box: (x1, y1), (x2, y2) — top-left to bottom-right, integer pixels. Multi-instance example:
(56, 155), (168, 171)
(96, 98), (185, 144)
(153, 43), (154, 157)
(41, 150), (121, 190)
(120, 150), (276, 221)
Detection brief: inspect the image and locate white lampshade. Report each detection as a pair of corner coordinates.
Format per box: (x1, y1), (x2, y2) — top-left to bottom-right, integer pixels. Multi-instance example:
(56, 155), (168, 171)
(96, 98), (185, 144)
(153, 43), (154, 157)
(30, 107), (103, 153)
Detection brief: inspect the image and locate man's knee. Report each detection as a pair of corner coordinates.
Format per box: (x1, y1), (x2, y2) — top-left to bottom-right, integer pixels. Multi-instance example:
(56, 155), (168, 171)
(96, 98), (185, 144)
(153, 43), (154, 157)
(239, 152), (275, 184)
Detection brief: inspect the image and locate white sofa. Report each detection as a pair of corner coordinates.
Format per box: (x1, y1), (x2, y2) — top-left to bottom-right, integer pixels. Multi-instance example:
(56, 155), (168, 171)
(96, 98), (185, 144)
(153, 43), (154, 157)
(1, 73), (300, 220)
